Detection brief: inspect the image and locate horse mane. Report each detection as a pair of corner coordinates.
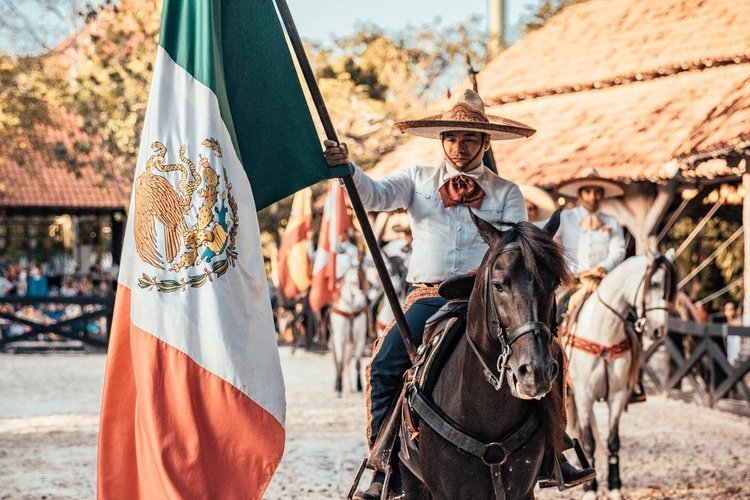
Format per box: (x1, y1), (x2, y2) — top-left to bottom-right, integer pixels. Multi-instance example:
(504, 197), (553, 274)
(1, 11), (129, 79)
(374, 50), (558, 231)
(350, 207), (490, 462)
(489, 221), (570, 455)
(497, 221), (573, 290)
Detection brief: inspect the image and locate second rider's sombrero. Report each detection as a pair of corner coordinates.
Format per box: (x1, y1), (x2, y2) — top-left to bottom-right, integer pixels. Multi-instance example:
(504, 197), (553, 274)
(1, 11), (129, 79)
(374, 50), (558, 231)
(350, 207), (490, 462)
(394, 89), (535, 141)
(557, 168), (625, 199)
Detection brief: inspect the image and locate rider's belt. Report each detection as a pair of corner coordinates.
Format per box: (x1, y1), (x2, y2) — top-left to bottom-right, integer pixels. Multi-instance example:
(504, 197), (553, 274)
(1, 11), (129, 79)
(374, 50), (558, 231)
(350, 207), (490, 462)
(382, 286), (442, 334)
(564, 333), (631, 360)
(411, 282), (440, 288)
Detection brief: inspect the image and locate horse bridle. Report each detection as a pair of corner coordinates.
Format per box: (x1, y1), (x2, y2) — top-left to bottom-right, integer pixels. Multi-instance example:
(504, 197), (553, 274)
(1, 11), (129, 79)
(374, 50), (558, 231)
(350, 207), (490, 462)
(464, 241), (553, 391)
(596, 255), (675, 334)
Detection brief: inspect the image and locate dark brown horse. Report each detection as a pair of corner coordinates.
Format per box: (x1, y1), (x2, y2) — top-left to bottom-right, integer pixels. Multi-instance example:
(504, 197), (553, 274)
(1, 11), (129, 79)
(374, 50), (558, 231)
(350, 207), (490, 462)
(400, 212), (570, 499)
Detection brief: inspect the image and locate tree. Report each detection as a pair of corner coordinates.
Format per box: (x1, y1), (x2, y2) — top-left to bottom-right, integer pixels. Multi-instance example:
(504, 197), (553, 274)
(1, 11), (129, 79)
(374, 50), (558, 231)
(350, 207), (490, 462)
(522, 0), (588, 35)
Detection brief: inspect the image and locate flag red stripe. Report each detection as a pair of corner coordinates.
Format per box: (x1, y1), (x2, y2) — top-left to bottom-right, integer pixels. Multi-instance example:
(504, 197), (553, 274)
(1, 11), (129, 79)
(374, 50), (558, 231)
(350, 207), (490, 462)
(98, 285), (285, 499)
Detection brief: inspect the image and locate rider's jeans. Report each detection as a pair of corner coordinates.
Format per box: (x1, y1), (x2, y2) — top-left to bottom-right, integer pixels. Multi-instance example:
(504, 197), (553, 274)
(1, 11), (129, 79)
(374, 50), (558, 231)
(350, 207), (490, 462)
(366, 293), (447, 445)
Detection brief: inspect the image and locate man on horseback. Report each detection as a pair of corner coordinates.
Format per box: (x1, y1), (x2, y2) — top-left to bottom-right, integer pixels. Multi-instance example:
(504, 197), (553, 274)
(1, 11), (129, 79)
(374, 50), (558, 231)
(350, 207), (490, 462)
(552, 170), (652, 403)
(324, 89), (594, 498)
(554, 169), (626, 322)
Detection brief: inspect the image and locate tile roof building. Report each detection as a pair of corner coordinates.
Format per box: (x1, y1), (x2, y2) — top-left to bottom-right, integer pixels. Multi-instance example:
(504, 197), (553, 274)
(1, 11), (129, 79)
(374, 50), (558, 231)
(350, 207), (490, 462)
(369, 0), (750, 187)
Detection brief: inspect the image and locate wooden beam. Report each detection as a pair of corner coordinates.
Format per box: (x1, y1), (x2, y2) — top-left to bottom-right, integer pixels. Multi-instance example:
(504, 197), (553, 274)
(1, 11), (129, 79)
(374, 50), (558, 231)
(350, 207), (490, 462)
(744, 158), (750, 326)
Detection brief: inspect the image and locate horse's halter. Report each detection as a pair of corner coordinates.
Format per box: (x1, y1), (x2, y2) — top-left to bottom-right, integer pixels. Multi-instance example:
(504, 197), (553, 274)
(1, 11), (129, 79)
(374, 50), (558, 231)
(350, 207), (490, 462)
(465, 241), (553, 391)
(596, 254), (676, 334)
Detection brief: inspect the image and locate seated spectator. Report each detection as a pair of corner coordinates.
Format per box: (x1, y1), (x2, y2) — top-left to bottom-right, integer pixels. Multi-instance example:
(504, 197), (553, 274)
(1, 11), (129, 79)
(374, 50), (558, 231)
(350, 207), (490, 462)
(26, 265), (49, 297)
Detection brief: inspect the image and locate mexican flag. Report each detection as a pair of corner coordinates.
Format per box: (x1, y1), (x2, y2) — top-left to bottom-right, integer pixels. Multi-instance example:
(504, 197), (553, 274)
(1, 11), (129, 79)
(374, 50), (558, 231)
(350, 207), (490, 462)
(97, 1), (347, 498)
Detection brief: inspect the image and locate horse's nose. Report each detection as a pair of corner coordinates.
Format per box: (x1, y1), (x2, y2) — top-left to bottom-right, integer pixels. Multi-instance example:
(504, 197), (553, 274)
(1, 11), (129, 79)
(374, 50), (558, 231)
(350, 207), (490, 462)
(546, 359), (559, 381)
(517, 359), (558, 385)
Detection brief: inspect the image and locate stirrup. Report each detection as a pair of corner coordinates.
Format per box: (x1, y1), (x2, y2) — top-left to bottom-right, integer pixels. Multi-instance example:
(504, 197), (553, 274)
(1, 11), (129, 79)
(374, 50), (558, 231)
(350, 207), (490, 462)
(539, 438), (594, 491)
(347, 460), (392, 500)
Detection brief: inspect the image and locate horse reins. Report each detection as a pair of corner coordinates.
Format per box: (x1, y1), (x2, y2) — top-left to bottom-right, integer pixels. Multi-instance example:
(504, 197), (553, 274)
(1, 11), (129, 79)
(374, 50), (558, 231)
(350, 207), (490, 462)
(407, 238), (551, 500)
(465, 241), (553, 392)
(595, 256), (675, 336)
(569, 256), (676, 400)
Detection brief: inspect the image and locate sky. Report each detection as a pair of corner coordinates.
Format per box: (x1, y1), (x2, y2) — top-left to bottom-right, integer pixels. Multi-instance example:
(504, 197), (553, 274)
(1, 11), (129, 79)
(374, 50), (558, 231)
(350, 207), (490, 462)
(286, 0), (539, 45)
(1, 0), (539, 55)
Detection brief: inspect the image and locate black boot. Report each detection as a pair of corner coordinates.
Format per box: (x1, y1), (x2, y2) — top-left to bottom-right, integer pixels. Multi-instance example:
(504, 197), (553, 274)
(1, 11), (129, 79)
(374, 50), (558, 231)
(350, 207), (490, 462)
(539, 436), (596, 490)
(539, 455), (596, 489)
(353, 472), (384, 500)
(628, 380), (646, 404)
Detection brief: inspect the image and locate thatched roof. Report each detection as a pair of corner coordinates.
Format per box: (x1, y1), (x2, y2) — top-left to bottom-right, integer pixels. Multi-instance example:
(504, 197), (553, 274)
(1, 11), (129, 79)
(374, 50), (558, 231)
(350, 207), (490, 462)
(369, 0), (750, 187)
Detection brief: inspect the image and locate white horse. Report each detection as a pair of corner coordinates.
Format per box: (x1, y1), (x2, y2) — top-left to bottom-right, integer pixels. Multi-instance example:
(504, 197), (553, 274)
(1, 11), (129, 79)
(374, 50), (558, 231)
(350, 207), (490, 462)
(330, 267), (368, 396)
(366, 240), (410, 337)
(565, 254), (676, 500)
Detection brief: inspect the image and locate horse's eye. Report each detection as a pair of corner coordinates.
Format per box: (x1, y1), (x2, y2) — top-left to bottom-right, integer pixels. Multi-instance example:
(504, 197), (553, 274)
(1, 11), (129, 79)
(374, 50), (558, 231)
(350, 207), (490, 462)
(492, 282), (504, 292)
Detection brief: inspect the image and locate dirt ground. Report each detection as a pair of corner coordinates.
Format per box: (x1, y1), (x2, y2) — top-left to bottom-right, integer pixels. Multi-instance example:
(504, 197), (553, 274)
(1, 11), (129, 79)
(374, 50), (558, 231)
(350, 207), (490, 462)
(0, 348), (748, 499)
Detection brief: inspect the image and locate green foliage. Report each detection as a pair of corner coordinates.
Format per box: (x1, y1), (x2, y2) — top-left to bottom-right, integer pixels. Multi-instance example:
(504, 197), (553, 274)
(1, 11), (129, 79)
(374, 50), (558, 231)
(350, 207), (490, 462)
(0, 53), (66, 158)
(522, 0), (589, 34)
(663, 214), (744, 308)
(63, 3), (161, 179)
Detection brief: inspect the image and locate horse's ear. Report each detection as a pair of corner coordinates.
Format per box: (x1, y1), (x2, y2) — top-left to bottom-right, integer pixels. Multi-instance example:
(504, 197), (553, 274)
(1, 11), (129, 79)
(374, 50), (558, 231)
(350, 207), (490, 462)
(470, 210), (503, 245)
(543, 208), (562, 235)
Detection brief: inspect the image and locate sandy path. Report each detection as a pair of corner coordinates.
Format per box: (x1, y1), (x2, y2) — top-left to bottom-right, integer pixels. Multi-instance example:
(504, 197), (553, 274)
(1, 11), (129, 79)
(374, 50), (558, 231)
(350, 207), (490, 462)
(0, 348), (748, 499)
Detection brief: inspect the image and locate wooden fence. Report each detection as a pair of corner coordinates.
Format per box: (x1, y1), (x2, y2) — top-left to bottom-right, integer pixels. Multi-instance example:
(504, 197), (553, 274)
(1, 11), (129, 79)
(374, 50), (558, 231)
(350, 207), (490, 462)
(0, 295), (114, 349)
(643, 317), (750, 414)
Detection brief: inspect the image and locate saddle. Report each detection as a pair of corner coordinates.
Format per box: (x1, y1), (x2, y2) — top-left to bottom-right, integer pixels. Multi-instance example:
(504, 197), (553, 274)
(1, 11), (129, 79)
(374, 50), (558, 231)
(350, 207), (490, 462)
(348, 277), (472, 498)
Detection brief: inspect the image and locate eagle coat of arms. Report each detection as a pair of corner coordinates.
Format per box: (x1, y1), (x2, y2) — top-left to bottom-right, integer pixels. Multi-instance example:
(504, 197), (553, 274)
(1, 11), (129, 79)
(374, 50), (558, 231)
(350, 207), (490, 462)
(134, 139), (239, 293)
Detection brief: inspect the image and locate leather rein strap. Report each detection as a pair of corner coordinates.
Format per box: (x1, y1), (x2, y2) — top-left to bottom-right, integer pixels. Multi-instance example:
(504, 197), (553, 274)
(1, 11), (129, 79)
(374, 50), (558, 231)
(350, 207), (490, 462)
(407, 240), (546, 499)
(408, 383), (539, 500)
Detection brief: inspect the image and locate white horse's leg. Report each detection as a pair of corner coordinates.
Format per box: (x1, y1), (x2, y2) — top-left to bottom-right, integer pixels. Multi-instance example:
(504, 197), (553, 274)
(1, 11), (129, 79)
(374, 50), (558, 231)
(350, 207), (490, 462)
(606, 359), (631, 497)
(351, 315), (367, 392)
(330, 314), (345, 396)
(574, 387), (599, 495)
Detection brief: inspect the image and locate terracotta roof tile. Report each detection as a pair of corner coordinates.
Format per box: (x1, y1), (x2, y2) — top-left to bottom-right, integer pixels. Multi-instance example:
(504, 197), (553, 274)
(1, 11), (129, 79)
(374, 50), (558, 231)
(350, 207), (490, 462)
(478, 0), (750, 101)
(0, 109), (130, 210)
(370, 63), (750, 186)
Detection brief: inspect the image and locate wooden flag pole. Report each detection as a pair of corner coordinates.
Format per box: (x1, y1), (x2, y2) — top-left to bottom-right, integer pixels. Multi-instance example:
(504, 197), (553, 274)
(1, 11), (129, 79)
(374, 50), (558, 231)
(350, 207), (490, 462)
(465, 52), (497, 174)
(274, 0), (415, 362)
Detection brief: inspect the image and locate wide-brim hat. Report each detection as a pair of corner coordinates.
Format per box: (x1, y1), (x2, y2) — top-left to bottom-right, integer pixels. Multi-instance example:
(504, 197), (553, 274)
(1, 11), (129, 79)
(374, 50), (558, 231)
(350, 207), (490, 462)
(394, 89), (535, 141)
(557, 168), (625, 199)
(519, 184), (557, 220)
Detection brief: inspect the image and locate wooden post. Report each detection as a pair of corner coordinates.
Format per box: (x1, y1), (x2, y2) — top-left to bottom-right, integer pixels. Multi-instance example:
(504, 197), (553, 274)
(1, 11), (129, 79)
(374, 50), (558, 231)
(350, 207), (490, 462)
(742, 159), (750, 325)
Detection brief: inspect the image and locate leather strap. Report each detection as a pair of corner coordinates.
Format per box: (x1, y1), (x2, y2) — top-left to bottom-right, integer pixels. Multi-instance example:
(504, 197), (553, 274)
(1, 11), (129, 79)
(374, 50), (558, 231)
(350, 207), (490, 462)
(408, 382), (539, 500)
(330, 306), (365, 320)
(564, 334), (631, 360)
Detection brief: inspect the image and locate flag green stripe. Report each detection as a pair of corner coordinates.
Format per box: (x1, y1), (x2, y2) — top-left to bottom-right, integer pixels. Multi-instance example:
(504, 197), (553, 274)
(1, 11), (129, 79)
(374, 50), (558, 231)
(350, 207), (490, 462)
(158, 0), (348, 210)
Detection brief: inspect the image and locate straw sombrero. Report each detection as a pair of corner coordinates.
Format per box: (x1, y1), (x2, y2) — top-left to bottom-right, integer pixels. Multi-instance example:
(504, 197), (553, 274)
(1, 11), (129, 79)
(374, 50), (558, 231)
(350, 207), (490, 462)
(519, 184), (557, 221)
(394, 89), (535, 141)
(557, 168), (625, 199)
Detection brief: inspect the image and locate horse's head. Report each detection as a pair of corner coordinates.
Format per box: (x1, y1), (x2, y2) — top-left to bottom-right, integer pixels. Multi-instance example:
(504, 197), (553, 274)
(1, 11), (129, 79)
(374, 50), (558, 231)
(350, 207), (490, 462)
(469, 210), (571, 400)
(640, 253), (677, 340)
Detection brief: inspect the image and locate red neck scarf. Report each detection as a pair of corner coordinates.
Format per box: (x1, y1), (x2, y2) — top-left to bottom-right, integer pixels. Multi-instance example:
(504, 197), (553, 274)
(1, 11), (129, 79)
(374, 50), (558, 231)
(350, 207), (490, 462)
(438, 174), (485, 209)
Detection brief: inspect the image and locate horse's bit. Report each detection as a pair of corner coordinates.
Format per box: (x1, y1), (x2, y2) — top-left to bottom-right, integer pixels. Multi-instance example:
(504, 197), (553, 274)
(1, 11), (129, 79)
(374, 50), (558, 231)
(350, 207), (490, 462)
(596, 255), (675, 334)
(465, 241), (553, 391)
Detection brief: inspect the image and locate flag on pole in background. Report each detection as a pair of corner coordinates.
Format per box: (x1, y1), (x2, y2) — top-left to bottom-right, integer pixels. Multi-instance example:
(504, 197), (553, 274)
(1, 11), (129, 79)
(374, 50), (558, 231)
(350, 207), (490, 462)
(277, 188), (313, 301)
(309, 181), (354, 312)
(97, 1), (347, 498)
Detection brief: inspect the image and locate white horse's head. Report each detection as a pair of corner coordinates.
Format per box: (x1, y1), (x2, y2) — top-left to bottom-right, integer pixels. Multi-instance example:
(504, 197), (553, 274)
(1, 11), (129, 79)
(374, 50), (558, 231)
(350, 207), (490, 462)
(640, 254), (677, 340)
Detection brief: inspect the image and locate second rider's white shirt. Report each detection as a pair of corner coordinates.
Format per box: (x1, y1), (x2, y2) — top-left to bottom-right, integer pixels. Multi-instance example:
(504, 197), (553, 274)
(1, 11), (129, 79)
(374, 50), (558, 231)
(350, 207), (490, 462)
(351, 161), (527, 283)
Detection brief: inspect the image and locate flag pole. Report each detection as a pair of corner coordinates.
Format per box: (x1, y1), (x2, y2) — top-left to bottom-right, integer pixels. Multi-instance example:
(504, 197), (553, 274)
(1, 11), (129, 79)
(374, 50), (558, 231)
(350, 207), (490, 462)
(274, 0), (415, 362)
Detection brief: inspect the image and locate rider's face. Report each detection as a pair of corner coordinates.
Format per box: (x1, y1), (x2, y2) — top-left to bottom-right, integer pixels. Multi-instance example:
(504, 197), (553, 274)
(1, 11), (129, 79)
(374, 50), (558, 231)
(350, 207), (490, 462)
(441, 131), (489, 171)
(577, 186), (604, 213)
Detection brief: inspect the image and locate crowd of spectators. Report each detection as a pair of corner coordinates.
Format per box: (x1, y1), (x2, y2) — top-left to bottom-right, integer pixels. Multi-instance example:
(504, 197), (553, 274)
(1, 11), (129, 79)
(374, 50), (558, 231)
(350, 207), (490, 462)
(0, 259), (116, 341)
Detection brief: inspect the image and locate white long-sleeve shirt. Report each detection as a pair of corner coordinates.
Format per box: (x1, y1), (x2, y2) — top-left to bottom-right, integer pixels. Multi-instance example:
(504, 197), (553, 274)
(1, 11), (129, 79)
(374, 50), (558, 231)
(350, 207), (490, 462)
(351, 161), (527, 283)
(555, 205), (626, 274)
